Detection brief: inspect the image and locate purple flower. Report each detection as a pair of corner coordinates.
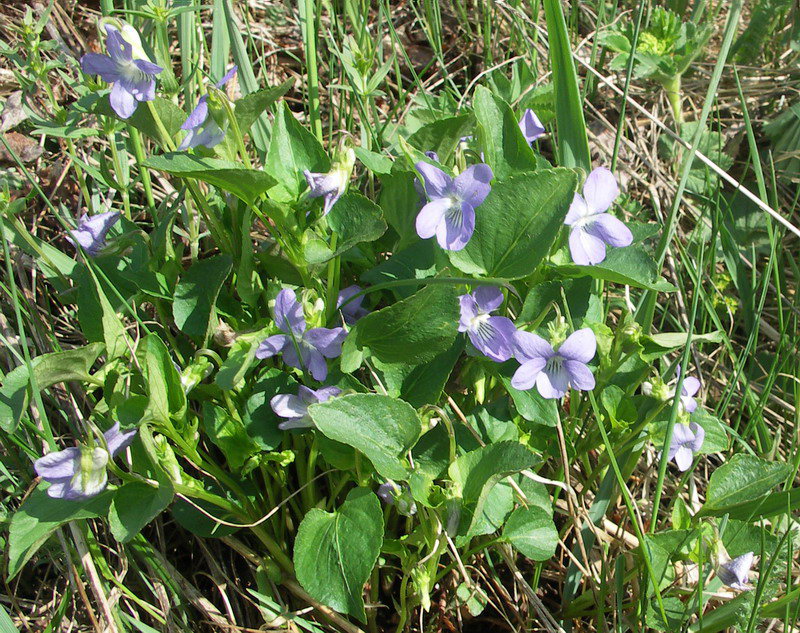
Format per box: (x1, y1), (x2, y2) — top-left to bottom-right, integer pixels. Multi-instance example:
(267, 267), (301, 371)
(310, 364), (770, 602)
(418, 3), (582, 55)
(270, 385), (342, 430)
(415, 162), (493, 251)
(717, 552), (754, 591)
(667, 421), (705, 471)
(377, 480), (417, 516)
(336, 285), (369, 325)
(34, 423), (137, 500)
(458, 286), (516, 362)
(677, 364), (701, 413)
(519, 109), (545, 144)
(256, 289), (346, 381)
(564, 167), (633, 266)
(81, 25), (163, 119)
(511, 328), (596, 399)
(66, 211), (121, 256)
(414, 151), (440, 203)
(179, 66), (237, 151)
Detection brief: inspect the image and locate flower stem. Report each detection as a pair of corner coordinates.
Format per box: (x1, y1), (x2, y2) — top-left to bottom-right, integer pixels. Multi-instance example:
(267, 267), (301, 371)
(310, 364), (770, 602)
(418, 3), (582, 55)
(663, 74), (684, 126)
(301, 0), (323, 142)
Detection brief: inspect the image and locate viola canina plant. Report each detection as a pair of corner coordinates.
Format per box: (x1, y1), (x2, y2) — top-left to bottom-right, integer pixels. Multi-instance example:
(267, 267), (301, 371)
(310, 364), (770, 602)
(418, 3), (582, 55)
(5, 6), (795, 633)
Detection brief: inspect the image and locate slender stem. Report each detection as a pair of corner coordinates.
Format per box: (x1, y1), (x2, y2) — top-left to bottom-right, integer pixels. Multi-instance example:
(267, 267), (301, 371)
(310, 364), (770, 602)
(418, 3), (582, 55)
(301, 0), (323, 142)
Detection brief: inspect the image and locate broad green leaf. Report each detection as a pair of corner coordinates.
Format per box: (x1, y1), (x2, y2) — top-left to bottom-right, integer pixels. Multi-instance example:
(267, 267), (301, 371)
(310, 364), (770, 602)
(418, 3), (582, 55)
(519, 277), (600, 324)
(0, 603), (17, 633)
(449, 441), (539, 538)
(349, 284), (460, 365)
(552, 243), (676, 291)
(378, 170), (421, 249)
(242, 369), (298, 451)
(303, 193), (387, 264)
(449, 169), (578, 279)
(7, 486), (113, 579)
(172, 255), (232, 339)
(293, 488), (383, 622)
(698, 454), (791, 517)
(497, 362), (559, 426)
(361, 240), (438, 300)
(265, 102), (328, 202)
(689, 409), (729, 453)
(473, 86), (538, 179)
(639, 331), (724, 361)
(201, 402), (258, 470)
(308, 394), (422, 480)
(354, 147), (394, 175)
(501, 505), (559, 560)
(137, 335), (186, 425)
(234, 79), (294, 135)
(94, 96), (186, 146)
(408, 114), (473, 164)
(145, 153), (276, 205)
(74, 265), (128, 359)
(0, 343), (104, 432)
(109, 481), (173, 543)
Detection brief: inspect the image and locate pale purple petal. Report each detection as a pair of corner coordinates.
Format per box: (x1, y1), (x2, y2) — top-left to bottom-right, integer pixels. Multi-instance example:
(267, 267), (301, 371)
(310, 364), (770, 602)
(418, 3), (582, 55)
(255, 334), (289, 359)
(564, 360), (595, 391)
(215, 65), (237, 88)
(458, 294), (479, 332)
(468, 315), (516, 362)
(511, 357), (547, 390)
(133, 58), (163, 76)
(80, 53), (121, 82)
(682, 376), (701, 399)
(182, 97), (209, 131)
(34, 447), (80, 480)
(519, 109), (545, 144)
(536, 364), (571, 399)
(673, 445), (694, 471)
(688, 422), (705, 452)
(415, 161), (453, 199)
(436, 200), (475, 251)
(585, 214), (633, 248)
(305, 327), (346, 358)
(377, 481), (400, 505)
(473, 286), (503, 313)
(105, 26), (132, 63)
(416, 198), (450, 239)
(66, 211), (121, 256)
(337, 285), (368, 324)
(513, 331), (553, 363)
(718, 552), (753, 590)
(304, 348), (329, 382)
(454, 164), (493, 208)
(274, 289), (305, 334)
(583, 167), (619, 214)
(557, 328), (597, 363)
(104, 423), (137, 457)
(271, 393), (308, 419)
(313, 386), (342, 402)
(110, 81), (136, 119)
(564, 193), (590, 226)
(424, 151), (439, 161)
(681, 394), (698, 413)
(569, 225), (608, 266)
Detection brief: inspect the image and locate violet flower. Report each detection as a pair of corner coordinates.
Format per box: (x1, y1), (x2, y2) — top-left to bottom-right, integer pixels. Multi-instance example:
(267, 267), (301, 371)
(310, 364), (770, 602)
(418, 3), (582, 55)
(414, 151), (440, 203)
(377, 480), (417, 516)
(458, 286), (516, 362)
(667, 421), (705, 471)
(304, 146), (356, 216)
(677, 364), (701, 413)
(415, 161), (493, 251)
(179, 66), (237, 151)
(717, 552), (754, 591)
(66, 211), (121, 256)
(511, 328), (596, 399)
(81, 25), (162, 119)
(270, 385), (342, 430)
(336, 285), (369, 325)
(34, 423), (137, 500)
(256, 289), (346, 381)
(564, 167), (633, 265)
(519, 109), (545, 144)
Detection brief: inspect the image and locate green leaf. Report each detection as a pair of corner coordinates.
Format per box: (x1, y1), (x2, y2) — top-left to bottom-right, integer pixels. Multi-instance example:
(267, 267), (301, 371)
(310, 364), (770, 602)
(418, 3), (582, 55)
(109, 481), (173, 543)
(361, 240), (438, 300)
(242, 369), (298, 450)
(349, 284), (460, 365)
(473, 86), (538, 179)
(543, 0), (592, 171)
(308, 394), (422, 480)
(137, 335), (186, 425)
(698, 454), (791, 518)
(502, 505), (559, 560)
(448, 169), (578, 279)
(354, 147), (394, 175)
(408, 114), (473, 164)
(74, 265), (128, 359)
(0, 603), (18, 633)
(449, 441), (539, 538)
(265, 102), (328, 202)
(7, 486), (113, 579)
(201, 402), (258, 470)
(0, 343), (104, 432)
(293, 488), (383, 622)
(639, 331), (724, 361)
(378, 170), (421, 249)
(234, 79), (294, 135)
(552, 243), (676, 291)
(689, 409), (729, 453)
(94, 96), (186, 146)
(172, 255), (232, 339)
(497, 363), (560, 426)
(304, 193), (387, 264)
(144, 153), (276, 205)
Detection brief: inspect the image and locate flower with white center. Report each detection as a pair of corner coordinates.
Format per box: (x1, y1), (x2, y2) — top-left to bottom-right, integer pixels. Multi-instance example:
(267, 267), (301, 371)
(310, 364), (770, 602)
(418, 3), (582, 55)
(564, 167), (633, 265)
(81, 25), (163, 119)
(457, 286), (516, 362)
(667, 421), (705, 471)
(511, 328), (597, 399)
